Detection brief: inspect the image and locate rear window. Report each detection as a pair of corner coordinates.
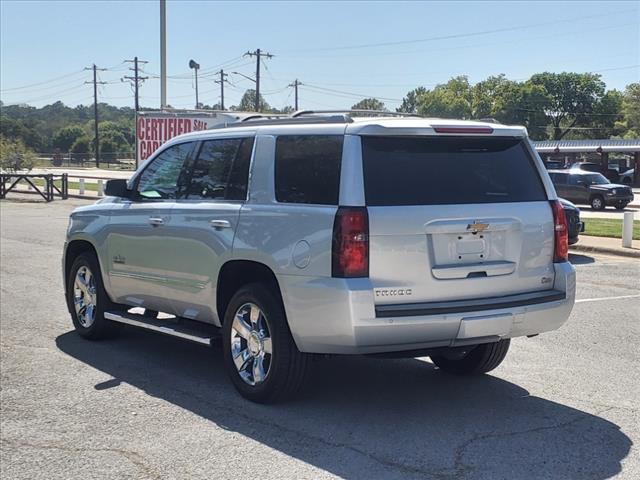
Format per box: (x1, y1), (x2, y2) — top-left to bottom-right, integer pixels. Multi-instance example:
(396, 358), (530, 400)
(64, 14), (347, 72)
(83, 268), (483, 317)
(362, 136), (546, 206)
(275, 135), (343, 205)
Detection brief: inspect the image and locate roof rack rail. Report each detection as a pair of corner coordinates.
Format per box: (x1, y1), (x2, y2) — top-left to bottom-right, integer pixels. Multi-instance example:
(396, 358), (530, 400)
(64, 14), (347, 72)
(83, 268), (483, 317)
(208, 114), (353, 129)
(291, 109), (422, 118)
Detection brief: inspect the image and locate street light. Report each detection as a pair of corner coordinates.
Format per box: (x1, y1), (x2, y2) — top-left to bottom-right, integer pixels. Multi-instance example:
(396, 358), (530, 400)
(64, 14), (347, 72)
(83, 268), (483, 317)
(189, 59), (200, 109)
(232, 71), (256, 83)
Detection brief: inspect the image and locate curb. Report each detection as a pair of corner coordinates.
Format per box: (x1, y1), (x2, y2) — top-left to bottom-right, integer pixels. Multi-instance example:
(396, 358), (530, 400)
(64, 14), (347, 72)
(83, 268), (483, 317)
(570, 243), (640, 259)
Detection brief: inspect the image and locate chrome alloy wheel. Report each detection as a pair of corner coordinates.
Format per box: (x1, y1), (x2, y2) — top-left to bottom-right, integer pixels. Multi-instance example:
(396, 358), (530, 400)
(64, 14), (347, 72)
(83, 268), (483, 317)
(73, 265), (97, 328)
(592, 197), (603, 209)
(230, 303), (272, 386)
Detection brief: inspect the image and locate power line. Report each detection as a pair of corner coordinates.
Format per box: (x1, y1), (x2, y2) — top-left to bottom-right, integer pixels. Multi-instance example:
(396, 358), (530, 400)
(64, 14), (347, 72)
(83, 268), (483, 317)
(280, 8), (638, 53)
(121, 56), (149, 111)
(214, 70), (230, 110)
(123, 57), (149, 167)
(0, 69), (85, 92)
(244, 49), (273, 112)
(288, 79), (302, 110)
(302, 83), (403, 102)
(84, 64), (107, 167)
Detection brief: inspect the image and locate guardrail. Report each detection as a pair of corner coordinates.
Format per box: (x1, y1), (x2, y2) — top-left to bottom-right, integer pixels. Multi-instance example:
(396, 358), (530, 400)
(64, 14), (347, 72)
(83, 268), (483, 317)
(1, 173), (68, 202)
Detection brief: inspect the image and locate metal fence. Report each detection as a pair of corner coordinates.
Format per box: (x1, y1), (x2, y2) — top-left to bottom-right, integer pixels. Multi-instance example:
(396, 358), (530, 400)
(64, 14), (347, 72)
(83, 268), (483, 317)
(34, 152), (136, 170)
(1, 173), (68, 202)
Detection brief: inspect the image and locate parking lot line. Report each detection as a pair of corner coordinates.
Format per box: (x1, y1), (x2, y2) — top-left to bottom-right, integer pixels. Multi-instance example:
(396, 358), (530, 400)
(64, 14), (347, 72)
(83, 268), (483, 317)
(575, 294), (640, 303)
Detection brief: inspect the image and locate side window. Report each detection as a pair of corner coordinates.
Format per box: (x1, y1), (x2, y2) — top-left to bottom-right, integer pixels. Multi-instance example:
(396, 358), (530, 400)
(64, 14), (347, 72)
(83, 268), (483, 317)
(275, 135), (343, 205)
(183, 137), (254, 200)
(136, 142), (194, 199)
(568, 175), (580, 186)
(553, 173), (567, 185)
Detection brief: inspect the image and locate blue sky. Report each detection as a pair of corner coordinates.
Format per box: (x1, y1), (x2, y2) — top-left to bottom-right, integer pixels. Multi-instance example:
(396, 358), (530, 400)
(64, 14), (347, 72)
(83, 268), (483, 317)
(1, 0), (639, 111)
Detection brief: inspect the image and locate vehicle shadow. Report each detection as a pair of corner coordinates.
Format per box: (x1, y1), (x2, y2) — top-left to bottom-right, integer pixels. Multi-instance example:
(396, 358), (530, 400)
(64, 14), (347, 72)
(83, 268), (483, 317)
(569, 253), (596, 265)
(56, 330), (631, 479)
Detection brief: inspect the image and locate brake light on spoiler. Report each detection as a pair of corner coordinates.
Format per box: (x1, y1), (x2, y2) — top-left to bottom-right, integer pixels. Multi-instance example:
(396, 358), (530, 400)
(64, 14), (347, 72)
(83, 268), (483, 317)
(433, 126), (494, 134)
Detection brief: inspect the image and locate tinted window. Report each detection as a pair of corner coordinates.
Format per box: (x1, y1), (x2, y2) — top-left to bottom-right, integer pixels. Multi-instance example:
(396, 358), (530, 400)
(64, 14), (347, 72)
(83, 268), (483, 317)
(582, 173), (609, 185)
(362, 136), (546, 206)
(182, 137), (254, 200)
(137, 142), (194, 199)
(551, 173), (568, 185)
(275, 135), (343, 205)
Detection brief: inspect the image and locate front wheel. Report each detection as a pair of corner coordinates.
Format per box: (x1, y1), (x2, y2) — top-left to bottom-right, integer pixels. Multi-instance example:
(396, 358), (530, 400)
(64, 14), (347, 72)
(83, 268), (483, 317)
(66, 252), (122, 340)
(430, 339), (510, 375)
(615, 202), (629, 211)
(222, 283), (310, 403)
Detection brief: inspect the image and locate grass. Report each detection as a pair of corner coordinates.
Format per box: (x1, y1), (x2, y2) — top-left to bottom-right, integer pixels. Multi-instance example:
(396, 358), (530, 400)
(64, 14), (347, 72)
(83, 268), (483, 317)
(583, 218), (640, 240)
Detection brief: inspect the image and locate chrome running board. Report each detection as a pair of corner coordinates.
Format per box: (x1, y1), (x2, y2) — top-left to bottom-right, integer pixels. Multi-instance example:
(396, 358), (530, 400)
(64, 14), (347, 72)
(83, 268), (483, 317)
(104, 311), (218, 346)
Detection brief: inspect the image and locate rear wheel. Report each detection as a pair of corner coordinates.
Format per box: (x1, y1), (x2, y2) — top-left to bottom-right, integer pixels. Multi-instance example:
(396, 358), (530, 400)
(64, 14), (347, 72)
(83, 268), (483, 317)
(222, 283), (310, 403)
(66, 252), (122, 340)
(590, 195), (605, 210)
(430, 339), (510, 375)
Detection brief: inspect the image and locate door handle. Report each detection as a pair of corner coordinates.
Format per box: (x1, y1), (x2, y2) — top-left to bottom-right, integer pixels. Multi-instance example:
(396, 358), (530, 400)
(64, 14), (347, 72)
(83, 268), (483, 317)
(210, 219), (231, 229)
(148, 217), (165, 227)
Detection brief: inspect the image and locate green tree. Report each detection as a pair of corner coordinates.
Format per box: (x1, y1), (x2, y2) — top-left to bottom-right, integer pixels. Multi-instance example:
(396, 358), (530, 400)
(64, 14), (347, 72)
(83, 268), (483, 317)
(70, 136), (92, 154)
(528, 72), (607, 140)
(100, 129), (130, 156)
(397, 87), (427, 113)
(0, 136), (36, 172)
(52, 125), (85, 151)
(234, 89), (271, 112)
(619, 83), (640, 138)
(417, 77), (473, 119)
(476, 79), (550, 140)
(351, 98), (386, 111)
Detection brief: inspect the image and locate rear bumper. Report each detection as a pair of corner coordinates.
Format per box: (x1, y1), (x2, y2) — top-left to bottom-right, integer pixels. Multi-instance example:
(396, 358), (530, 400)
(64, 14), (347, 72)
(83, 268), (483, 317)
(279, 262), (576, 354)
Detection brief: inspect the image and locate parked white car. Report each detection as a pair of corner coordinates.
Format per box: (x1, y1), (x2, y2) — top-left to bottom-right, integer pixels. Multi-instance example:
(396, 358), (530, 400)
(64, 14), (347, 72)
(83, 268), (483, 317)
(63, 112), (576, 403)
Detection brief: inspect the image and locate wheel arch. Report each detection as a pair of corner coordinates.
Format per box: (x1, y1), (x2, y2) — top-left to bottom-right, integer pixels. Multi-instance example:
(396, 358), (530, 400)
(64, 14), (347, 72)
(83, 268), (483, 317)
(216, 260), (285, 326)
(64, 238), (114, 301)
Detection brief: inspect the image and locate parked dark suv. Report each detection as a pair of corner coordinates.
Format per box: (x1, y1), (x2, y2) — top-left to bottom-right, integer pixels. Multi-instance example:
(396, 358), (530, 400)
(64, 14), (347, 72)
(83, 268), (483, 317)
(559, 198), (584, 244)
(549, 170), (634, 210)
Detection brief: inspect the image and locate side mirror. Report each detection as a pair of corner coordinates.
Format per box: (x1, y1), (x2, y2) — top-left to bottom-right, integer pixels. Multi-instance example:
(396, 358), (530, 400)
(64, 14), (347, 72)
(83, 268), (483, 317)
(105, 179), (130, 198)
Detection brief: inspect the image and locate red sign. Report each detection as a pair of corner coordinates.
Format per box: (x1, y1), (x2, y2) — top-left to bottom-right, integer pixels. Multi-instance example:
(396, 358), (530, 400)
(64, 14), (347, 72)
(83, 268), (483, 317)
(136, 115), (217, 163)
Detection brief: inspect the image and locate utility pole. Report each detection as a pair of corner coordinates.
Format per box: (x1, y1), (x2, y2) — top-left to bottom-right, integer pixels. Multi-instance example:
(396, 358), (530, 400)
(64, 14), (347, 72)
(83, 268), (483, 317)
(160, 0), (167, 109)
(123, 57), (148, 168)
(288, 79), (302, 110)
(84, 64), (106, 168)
(123, 57), (149, 112)
(214, 69), (229, 110)
(244, 49), (273, 112)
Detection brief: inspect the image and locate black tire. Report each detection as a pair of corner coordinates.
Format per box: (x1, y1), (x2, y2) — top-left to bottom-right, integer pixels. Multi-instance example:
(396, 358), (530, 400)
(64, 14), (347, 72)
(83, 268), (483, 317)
(222, 283), (309, 403)
(590, 195), (605, 210)
(66, 252), (122, 340)
(615, 203), (628, 211)
(430, 339), (511, 375)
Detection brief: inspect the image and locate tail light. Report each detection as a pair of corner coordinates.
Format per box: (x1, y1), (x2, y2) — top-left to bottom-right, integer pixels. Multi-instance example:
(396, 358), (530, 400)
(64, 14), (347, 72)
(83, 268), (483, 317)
(550, 200), (568, 262)
(332, 207), (369, 277)
(433, 126), (494, 134)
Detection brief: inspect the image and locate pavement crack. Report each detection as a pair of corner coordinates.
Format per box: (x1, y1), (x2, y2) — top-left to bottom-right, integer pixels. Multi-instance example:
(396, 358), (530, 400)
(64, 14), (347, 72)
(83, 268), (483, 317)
(0, 438), (161, 480)
(447, 406), (615, 479)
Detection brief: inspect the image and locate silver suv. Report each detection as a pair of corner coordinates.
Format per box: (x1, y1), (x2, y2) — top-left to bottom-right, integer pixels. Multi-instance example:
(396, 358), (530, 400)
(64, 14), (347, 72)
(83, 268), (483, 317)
(63, 112), (576, 403)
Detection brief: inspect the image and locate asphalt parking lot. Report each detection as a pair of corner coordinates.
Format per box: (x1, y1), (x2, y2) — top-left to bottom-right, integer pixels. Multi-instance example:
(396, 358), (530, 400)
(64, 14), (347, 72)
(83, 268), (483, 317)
(1, 197), (639, 480)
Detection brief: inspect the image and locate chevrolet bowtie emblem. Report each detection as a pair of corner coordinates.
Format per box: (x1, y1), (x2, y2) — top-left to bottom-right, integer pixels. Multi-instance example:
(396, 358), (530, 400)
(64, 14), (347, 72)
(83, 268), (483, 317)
(466, 221), (489, 233)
